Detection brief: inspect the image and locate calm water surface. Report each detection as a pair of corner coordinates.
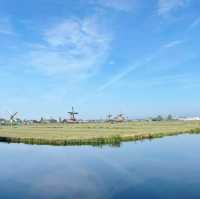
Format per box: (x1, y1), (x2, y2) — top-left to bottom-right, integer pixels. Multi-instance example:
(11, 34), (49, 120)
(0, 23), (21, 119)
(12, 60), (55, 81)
(0, 134), (200, 199)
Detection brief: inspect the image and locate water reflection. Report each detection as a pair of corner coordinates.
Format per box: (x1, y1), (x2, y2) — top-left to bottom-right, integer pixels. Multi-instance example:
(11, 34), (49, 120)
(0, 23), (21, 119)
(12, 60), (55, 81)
(0, 135), (200, 199)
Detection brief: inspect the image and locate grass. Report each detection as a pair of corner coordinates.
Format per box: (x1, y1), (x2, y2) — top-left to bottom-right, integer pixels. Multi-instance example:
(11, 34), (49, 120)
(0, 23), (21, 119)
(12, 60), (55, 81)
(0, 121), (200, 146)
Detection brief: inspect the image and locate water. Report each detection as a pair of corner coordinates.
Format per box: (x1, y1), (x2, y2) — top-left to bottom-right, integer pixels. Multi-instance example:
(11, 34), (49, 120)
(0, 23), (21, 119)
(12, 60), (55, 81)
(0, 134), (200, 199)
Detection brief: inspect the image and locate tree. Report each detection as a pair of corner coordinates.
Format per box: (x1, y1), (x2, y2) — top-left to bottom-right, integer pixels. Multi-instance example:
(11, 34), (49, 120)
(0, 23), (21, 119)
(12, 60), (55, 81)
(152, 115), (163, 121)
(167, 115), (173, 121)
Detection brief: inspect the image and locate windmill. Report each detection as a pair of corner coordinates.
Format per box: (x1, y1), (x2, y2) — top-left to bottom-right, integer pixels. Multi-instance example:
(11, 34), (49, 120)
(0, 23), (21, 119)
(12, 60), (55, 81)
(107, 114), (112, 120)
(68, 107), (78, 123)
(106, 114), (113, 122)
(114, 113), (126, 122)
(8, 111), (18, 127)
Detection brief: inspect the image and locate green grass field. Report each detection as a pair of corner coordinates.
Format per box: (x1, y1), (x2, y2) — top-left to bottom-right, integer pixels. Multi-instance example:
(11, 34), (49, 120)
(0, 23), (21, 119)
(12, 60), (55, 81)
(0, 121), (200, 146)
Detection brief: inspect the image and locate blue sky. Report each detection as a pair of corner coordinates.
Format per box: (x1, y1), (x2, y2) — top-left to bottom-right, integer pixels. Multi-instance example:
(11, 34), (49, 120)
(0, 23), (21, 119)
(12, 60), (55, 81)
(0, 0), (200, 119)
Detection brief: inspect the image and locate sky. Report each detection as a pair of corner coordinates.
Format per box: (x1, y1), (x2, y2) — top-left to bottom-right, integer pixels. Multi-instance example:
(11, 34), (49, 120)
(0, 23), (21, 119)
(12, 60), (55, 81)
(0, 0), (200, 119)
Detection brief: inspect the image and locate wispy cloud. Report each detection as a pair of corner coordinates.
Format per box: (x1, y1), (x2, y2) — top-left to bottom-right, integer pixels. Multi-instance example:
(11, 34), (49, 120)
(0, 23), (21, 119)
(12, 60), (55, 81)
(158, 0), (187, 16)
(164, 40), (185, 48)
(0, 18), (14, 35)
(189, 17), (200, 30)
(95, 0), (138, 12)
(79, 49), (164, 105)
(97, 53), (158, 93)
(96, 38), (188, 93)
(25, 17), (112, 76)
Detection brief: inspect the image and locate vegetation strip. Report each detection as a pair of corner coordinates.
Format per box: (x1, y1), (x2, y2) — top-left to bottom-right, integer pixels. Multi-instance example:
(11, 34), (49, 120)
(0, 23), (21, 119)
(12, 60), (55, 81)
(0, 127), (200, 146)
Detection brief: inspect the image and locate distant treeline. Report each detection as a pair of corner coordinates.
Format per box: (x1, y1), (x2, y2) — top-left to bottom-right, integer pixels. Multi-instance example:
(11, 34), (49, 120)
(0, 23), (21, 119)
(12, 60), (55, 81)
(151, 115), (174, 121)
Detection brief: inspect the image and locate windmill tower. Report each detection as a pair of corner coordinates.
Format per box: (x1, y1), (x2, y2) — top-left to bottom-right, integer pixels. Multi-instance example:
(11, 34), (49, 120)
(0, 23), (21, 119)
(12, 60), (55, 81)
(107, 114), (112, 120)
(68, 107), (78, 123)
(106, 114), (113, 122)
(8, 111), (18, 127)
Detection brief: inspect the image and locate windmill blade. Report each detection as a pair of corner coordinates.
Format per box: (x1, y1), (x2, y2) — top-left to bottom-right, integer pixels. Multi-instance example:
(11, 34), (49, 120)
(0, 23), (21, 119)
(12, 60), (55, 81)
(13, 112), (18, 117)
(7, 111), (12, 116)
(8, 112), (18, 120)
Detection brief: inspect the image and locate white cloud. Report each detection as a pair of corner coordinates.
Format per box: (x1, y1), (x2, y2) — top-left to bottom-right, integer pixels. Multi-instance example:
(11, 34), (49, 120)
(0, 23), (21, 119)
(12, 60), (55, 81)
(164, 40), (184, 48)
(96, 53), (157, 93)
(26, 17), (112, 76)
(95, 38), (187, 93)
(189, 17), (200, 29)
(96, 0), (137, 12)
(0, 18), (14, 35)
(158, 0), (187, 16)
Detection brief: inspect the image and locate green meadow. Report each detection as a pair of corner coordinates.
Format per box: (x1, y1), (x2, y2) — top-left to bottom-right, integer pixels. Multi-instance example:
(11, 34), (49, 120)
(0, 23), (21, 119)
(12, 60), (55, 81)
(0, 121), (200, 146)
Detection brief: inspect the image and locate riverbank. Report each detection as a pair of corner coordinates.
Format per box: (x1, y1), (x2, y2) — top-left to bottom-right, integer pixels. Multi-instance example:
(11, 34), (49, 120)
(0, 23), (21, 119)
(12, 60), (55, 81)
(0, 121), (200, 146)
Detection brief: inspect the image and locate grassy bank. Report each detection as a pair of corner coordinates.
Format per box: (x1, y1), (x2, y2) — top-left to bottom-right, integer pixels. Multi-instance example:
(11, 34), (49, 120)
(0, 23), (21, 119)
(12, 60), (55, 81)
(0, 121), (200, 146)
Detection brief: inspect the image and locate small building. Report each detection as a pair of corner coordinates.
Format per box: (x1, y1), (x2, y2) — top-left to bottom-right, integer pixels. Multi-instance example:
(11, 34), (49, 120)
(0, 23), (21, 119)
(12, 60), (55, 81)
(0, 118), (7, 125)
(178, 117), (200, 121)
